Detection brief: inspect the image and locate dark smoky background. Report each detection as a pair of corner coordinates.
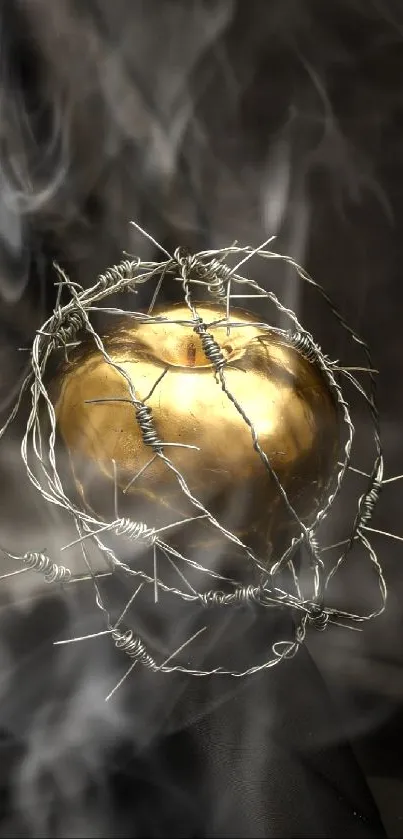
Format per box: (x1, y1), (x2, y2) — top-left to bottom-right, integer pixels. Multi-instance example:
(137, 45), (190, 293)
(0, 0), (403, 836)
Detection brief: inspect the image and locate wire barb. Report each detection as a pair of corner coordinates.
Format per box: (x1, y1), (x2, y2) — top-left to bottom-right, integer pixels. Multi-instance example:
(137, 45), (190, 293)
(0, 223), (388, 682)
(2, 549), (71, 584)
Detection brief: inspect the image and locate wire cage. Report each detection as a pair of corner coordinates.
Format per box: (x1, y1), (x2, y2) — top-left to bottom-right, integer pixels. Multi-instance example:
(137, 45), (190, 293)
(0, 224), (387, 697)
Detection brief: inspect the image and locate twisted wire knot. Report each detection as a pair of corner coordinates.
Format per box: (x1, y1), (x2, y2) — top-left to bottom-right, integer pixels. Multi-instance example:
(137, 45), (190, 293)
(200, 590), (228, 607)
(358, 460), (383, 528)
(111, 629), (158, 670)
(135, 404), (163, 453)
(23, 552), (71, 583)
(174, 247), (198, 272)
(193, 318), (226, 371)
(51, 309), (86, 348)
(97, 259), (140, 290)
(113, 518), (156, 545)
(289, 331), (319, 364)
(200, 585), (261, 608)
(306, 603), (329, 631)
(233, 584), (260, 605)
(201, 258), (233, 299)
(359, 481), (382, 527)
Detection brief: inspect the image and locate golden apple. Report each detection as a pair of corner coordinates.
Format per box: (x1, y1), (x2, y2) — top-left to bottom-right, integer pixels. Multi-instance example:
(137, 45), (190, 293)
(52, 303), (340, 579)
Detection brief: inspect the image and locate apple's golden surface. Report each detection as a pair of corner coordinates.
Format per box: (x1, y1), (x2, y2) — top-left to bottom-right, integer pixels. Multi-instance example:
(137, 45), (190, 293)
(53, 304), (340, 575)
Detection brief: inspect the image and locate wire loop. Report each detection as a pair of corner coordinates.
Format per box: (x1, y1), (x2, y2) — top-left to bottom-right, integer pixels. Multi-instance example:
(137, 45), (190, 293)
(0, 229), (387, 681)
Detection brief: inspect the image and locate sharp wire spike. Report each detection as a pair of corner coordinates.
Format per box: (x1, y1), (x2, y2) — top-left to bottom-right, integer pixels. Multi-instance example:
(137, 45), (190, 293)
(384, 474), (403, 484)
(330, 620), (363, 632)
(320, 538), (352, 553)
(68, 572), (113, 584)
(105, 660), (137, 703)
(338, 461), (371, 479)
(161, 626), (207, 667)
(85, 397), (134, 406)
(148, 268), (167, 315)
(159, 546), (198, 596)
(114, 582), (144, 629)
(0, 568), (28, 580)
(154, 514), (208, 535)
(143, 368), (168, 402)
(123, 454), (158, 493)
(229, 235), (276, 277)
(129, 220), (172, 259)
(226, 276), (232, 337)
(363, 525), (403, 543)
(227, 294), (271, 299)
(54, 629), (113, 646)
(112, 459), (119, 520)
(153, 543), (159, 604)
(61, 523), (111, 552)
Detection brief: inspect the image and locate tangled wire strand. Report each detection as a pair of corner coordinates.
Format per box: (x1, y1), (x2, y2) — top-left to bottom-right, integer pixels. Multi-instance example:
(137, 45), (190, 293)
(0, 225), (387, 686)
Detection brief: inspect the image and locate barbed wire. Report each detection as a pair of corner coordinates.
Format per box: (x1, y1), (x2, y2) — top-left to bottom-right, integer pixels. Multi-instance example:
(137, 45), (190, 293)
(0, 224), (388, 690)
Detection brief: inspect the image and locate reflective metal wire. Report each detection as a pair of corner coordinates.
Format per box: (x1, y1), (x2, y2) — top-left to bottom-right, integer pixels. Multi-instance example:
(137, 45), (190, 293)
(0, 228), (388, 682)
